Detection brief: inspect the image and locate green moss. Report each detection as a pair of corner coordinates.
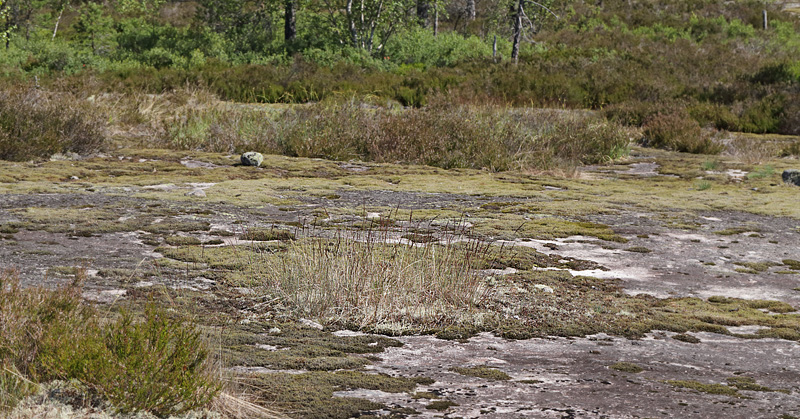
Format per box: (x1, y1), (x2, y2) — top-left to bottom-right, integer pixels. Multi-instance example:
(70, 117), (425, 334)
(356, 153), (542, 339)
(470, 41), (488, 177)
(733, 261), (777, 273)
(715, 226), (760, 236)
(726, 376), (789, 393)
(625, 246), (652, 253)
(143, 220), (211, 234)
(609, 362), (643, 373)
(220, 322), (404, 372)
(165, 235), (202, 246)
(425, 400), (459, 411)
(665, 380), (741, 397)
(783, 259), (800, 270)
(411, 391), (438, 399)
(0, 224), (19, 234)
(449, 366), (511, 381)
(241, 228), (295, 241)
(46, 266), (81, 276)
(672, 333), (701, 343)
(248, 370), (416, 419)
(400, 233), (436, 243)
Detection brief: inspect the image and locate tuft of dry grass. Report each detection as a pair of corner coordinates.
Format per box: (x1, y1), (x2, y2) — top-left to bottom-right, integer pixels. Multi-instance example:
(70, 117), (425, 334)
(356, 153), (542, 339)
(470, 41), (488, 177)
(256, 226), (494, 331)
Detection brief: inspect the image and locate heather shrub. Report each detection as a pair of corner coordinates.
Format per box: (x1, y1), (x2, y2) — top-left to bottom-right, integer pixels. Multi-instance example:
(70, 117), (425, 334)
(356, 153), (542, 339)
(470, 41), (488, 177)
(159, 96), (629, 171)
(641, 111), (723, 154)
(0, 88), (106, 161)
(0, 269), (219, 415)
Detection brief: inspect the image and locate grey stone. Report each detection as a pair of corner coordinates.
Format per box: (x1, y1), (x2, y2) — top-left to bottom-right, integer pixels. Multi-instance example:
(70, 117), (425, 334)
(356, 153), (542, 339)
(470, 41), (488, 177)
(185, 188), (206, 198)
(240, 151), (264, 167)
(782, 169), (800, 186)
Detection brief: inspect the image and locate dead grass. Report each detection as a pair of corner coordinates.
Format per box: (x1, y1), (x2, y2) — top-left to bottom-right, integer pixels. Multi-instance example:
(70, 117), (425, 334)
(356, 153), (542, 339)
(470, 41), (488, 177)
(256, 226), (493, 332)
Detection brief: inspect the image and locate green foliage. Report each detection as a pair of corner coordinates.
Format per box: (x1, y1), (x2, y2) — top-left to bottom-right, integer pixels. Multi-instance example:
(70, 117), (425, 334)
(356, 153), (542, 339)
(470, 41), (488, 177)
(0, 87), (106, 161)
(73, 2), (114, 54)
(0, 269), (219, 415)
(385, 28), (491, 67)
(39, 306), (219, 416)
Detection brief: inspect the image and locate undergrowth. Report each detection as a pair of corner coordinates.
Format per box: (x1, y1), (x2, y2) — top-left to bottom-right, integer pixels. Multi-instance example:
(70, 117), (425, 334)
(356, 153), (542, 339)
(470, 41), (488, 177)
(0, 269), (219, 416)
(133, 92), (630, 171)
(0, 88), (106, 161)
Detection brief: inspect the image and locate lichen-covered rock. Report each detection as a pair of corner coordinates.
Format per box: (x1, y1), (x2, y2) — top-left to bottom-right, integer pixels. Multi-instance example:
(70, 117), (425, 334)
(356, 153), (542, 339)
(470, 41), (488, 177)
(782, 169), (800, 186)
(240, 151), (264, 167)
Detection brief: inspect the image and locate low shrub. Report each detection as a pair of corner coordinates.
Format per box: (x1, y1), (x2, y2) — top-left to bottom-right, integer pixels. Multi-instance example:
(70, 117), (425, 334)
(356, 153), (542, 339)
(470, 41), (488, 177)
(158, 95), (629, 172)
(0, 269), (219, 415)
(641, 111), (723, 154)
(0, 88), (106, 161)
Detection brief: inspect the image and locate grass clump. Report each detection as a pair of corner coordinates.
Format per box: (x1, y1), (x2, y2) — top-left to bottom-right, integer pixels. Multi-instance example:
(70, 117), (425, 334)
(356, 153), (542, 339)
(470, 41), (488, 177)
(0, 269), (219, 416)
(258, 231), (491, 331)
(0, 88), (106, 162)
(609, 362), (643, 373)
(449, 366), (511, 381)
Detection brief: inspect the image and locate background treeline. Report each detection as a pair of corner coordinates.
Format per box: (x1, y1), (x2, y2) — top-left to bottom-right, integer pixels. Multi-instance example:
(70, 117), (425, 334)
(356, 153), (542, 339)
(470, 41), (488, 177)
(1, 0), (800, 135)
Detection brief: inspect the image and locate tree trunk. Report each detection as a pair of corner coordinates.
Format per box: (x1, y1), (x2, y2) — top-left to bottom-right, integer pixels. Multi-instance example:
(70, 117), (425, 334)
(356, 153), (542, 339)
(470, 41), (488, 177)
(466, 0), (475, 21)
(285, 0), (296, 41)
(511, 0), (522, 63)
(52, 7), (63, 40)
(433, 2), (438, 36)
(346, 0), (358, 47)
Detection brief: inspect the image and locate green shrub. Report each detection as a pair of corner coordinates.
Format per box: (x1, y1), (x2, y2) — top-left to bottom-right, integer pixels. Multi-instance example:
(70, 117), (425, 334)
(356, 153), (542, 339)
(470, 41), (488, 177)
(38, 306), (219, 416)
(0, 88), (106, 161)
(0, 269), (219, 416)
(641, 111), (723, 154)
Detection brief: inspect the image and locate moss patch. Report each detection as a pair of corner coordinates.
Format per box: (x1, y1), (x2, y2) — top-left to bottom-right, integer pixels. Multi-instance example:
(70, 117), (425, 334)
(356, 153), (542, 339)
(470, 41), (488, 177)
(247, 371), (417, 419)
(609, 362), (643, 373)
(726, 376), (790, 394)
(240, 228), (295, 241)
(165, 235), (202, 246)
(672, 333), (701, 343)
(425, 400), (459, 411)
(665, 380), (741, 397)
(783, 259), (800, 270)
(449, 366), (511, 381)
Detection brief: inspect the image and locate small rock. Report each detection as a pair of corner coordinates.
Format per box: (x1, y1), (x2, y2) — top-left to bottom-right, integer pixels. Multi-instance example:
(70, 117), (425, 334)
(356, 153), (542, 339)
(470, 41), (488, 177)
(241, 151), (264, 167)
(69, 176), (79, 180)
(299, 318), (324, 330)
(782, 169), (800, 186)
(533, 284), (554, 293)
(268, 327), (282, 334)
(185, 188), (207, 198)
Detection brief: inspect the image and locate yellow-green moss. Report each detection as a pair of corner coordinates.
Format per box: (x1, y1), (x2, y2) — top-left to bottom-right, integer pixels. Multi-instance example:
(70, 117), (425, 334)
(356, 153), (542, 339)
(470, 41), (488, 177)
(609, 362), (644, 373)
(449, 366), (511, 381)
